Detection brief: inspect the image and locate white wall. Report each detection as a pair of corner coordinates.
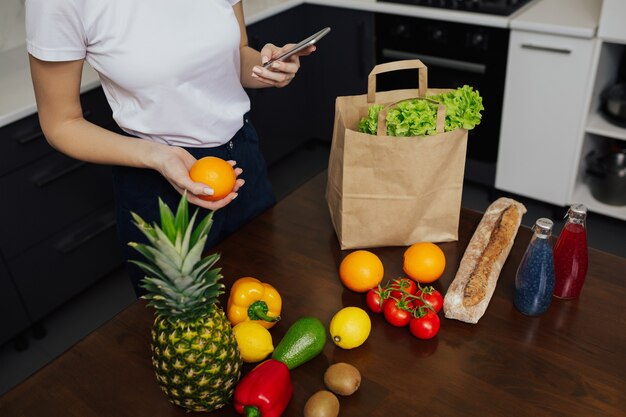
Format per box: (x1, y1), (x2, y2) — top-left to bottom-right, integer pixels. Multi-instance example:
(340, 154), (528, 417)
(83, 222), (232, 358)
(0, 0), (26, 53)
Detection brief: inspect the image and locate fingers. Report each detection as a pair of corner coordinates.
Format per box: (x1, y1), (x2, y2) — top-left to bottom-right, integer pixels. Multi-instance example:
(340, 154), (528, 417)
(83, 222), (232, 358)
(296, 44), (316, 57)
(252, 62), (298, 87)
(259, 43), (279, 65)
(226, 160), (244, 178)
(252, 64), (296, 85)
(175, 161), (245, 210)
(186, 190), (240, 211)
(232, 178), (245, 193)
(254, 43), (316, 88)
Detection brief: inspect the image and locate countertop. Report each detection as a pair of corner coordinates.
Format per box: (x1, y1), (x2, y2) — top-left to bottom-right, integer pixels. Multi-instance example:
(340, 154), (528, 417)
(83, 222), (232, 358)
(510, 0), (602, 38)
(2, 172), (625, 416)
(0, 0), (600, 129)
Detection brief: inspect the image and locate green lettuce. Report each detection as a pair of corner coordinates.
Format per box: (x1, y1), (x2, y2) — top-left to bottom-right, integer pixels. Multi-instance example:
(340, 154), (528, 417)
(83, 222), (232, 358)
(357, 85), (484, 136)
(357, 104), (383, 135)
(429, 85), (484, 131)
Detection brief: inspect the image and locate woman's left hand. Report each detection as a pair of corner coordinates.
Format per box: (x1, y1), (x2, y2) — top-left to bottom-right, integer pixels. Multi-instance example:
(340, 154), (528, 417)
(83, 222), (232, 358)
(252, 43), (316, 88)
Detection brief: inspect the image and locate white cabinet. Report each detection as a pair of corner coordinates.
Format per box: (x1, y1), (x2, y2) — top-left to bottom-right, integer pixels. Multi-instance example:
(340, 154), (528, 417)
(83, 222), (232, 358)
(597, 0), (626, 44)
(496, 30), (596, 206)
(571, 41), (626, 220)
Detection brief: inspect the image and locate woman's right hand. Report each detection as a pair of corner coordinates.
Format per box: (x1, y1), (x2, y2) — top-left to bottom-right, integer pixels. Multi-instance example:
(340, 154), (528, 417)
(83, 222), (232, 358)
(151, 144), (245, 210)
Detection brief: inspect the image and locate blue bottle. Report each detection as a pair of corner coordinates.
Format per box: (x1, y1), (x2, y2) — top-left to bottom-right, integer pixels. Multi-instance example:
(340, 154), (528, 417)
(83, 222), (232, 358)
(514, 218), (555, 316)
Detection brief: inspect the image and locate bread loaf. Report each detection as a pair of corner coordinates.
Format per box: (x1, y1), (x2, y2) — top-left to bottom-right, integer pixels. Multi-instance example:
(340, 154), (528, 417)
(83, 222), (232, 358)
(443, 198), (526, 324)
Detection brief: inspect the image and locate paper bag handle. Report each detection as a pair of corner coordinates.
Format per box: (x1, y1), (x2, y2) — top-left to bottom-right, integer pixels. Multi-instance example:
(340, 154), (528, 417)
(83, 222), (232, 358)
(367, 60), (428, 103)
(376, 97), (446, 136)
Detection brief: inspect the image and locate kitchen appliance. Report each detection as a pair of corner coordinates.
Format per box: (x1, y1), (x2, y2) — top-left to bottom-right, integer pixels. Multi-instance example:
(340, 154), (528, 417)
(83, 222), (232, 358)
(586, 144), (626, 206)
(375, 13), (510, 186)
(378, 0), (533, 16)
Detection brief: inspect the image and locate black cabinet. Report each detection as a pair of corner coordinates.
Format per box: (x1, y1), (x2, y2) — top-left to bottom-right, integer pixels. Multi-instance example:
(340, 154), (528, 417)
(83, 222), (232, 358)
(303, 5), (376, 141)
(0, 258), (31, 346)
(0, 87), (124, 341)
(245, 5), (375, 165)
(246, 6), (311, 166)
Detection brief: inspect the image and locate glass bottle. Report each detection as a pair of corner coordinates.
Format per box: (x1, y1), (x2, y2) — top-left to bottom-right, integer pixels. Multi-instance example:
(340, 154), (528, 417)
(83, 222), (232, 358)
(514, 218), (555, 316)
(553, 204), (588, 299)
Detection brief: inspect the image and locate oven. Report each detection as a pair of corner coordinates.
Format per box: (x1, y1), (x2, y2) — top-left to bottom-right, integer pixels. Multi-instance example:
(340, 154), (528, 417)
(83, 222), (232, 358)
(375, 12), (512, 187)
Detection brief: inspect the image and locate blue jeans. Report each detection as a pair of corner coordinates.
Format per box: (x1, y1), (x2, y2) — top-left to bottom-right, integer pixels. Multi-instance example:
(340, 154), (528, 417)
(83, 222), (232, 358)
(112, 115), (276, 296)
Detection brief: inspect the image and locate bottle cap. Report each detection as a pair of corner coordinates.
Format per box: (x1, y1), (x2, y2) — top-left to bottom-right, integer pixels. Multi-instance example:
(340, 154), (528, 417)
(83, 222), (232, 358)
(534, 218), (554, 238)
(569, 203), (587, 215)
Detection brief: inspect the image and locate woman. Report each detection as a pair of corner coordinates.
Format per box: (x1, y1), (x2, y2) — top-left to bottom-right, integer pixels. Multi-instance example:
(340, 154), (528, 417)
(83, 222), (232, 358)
(25, 0), (315, 295)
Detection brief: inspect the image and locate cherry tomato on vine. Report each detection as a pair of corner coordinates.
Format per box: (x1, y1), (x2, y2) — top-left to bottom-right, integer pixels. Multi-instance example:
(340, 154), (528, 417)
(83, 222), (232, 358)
(389, 278), (417, 300)
(414, 288), (444, 313)
(409, 309), (441, 339)
(383, 299), (412, 327)
(365, 289), (385, 314)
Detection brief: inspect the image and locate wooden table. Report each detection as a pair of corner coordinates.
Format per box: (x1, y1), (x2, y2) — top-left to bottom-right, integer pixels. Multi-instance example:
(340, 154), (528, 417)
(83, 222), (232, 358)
(2, 173), (625, 417)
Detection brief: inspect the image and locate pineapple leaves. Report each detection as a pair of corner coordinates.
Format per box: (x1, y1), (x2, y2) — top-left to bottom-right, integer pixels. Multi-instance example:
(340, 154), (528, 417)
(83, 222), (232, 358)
(192, 253), (221, 279)
(181, 235), (207, 276)
(130, 212), (157, 242)
(128, 242), (157, 264)
(129, 259), (168, 282)
(191, 211), (214, 249)
(158, 198), (177, 244)
(129, 193), (224, 321)
(174, 193), (190, 238)
(180, 210), (198, 261)
(153, 226), (185, 268)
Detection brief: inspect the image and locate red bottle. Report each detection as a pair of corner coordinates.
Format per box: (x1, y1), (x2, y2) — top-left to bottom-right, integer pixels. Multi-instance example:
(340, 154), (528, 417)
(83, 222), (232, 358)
(553, 204), (588, 299)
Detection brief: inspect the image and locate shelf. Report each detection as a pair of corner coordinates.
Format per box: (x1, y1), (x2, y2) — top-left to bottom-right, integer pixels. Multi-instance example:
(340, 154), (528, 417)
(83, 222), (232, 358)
(585, 112), (626, 141)
(571, 182), (626, 221)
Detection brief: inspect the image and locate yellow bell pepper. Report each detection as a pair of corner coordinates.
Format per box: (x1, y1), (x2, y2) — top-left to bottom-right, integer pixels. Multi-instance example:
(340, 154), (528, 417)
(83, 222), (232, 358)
(227, 277), (282, 329)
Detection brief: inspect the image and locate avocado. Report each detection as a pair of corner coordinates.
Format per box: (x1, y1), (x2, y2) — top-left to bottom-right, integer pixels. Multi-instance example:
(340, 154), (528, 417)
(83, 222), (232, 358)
(271, 317), (327, 370)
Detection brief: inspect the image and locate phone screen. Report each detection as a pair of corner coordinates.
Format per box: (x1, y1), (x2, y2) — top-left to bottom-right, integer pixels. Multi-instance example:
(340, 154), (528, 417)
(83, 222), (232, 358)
(262, 27), (331, 68)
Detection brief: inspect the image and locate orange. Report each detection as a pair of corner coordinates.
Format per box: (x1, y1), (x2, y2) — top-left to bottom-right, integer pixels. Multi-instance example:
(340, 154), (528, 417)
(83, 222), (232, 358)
(403, 242), (446, 283)
(338, 250), (384, 293)
(189, 156), (236, 201)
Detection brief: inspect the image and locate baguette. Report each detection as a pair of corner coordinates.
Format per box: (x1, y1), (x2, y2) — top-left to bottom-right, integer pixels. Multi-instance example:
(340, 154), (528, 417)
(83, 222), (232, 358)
(443, 198), (527, 324)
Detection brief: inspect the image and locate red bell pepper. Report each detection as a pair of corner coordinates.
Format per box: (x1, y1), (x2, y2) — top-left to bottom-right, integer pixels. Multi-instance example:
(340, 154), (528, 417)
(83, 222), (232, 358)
(233, 359), (293, 417)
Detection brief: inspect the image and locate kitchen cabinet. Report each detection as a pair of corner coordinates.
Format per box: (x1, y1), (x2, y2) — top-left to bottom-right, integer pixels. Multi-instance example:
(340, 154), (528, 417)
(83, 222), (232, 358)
(0, 258), (31, 346)
(302, 5), (376, 141)
(496, 29), (596, 206)
(246, 6), (310, 166)
(571, 40), (626, 220)
(245, 5), (375, 166)
(597, 0), (626, 44)
(0, 87), (123, 341)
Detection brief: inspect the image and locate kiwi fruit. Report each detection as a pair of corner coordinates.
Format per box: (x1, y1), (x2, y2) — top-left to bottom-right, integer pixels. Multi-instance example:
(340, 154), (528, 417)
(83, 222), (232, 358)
(304, 390), (340, 417)
(323, 362), (361, 396)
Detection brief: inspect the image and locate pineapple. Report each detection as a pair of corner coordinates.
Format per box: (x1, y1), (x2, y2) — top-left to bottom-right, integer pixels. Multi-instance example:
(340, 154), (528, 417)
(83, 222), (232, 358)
(128, 195), (242, 412)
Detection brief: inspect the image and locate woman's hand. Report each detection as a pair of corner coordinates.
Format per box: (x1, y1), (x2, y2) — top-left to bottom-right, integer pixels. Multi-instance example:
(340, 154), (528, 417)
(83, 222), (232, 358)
(251, 43), (316, 88)
(151, 144), (245, 210)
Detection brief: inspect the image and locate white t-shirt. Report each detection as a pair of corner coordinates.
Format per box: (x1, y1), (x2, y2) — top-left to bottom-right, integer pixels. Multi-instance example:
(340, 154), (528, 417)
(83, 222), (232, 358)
(25, 0), (250, 147)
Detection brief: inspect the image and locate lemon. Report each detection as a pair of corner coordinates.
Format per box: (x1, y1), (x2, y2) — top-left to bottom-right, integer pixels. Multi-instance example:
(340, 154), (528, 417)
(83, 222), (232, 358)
(233, 321), (274, 363)
(329, 307), (371, 349)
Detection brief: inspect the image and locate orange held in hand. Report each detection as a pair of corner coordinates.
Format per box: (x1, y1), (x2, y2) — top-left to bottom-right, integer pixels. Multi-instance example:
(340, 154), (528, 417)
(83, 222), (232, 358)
(189, 156), (236, 201)
(339, 250), (384, 293)
(403, 242), (446, 284)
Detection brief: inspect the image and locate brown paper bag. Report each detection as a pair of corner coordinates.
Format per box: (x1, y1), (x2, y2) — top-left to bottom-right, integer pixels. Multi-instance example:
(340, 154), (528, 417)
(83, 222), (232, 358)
(326, 60), (468, 250)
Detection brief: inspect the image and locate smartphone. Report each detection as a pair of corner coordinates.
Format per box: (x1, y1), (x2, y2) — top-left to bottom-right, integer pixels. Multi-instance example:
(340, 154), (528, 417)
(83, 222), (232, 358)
(262, 27), (331, 68)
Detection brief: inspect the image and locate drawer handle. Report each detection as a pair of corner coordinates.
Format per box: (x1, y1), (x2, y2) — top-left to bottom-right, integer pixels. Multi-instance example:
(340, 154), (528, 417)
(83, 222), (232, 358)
(54, 214), (117, 254)
(520, 44), (571, 54)
(34, 161), (86, 187)
(17, 132), (44, 145)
